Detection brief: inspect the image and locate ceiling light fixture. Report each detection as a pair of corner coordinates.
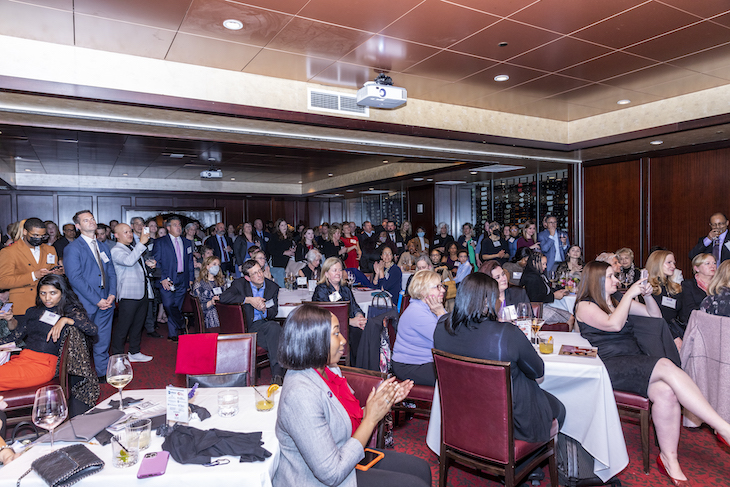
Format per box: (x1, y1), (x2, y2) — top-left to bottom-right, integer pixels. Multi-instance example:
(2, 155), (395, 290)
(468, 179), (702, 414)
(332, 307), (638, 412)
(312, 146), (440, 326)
(413, 177), (424, 181)
(427, 178), (433, 182)
(230, 177), (235, 180)
(328, 173), (334, 177)
(617, 99), (631, 105)
(470, 171), (478, 175)
(24, 168), (31, 172)
(298, 180), (303, 184)
(223, 19), (243, 30)
(494, 74), (510, 82)
(346, 189), (354, 192)
(122, 173), (128, 176)
(382, 160), (388, 164)
(650, 140), (663, 145)
(498, 42), (508, 47)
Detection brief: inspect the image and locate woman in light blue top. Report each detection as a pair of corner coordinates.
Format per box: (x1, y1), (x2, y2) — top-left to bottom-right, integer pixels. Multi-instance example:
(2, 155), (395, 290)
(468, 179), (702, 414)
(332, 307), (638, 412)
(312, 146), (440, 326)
(391, 270), (446, 386)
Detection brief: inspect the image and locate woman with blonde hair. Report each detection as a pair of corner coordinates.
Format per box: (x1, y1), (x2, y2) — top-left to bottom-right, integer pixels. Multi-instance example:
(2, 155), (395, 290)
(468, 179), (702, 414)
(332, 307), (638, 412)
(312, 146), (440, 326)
(681, 253), (716, 322)
(616, 247), (638, 287)
(645, 250), (685, 343)
(191, 255), (226, 329)
(391, 270), (446, 386)
(399, 220), (412, 244)
(700, 260), (730, 317)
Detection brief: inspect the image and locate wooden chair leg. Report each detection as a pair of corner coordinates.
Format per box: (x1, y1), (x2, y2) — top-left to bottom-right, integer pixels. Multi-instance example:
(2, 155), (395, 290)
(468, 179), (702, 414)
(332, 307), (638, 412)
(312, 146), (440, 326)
(548, 440), (559, 486)
(640, 409), (650, 473)
(439, 445), (449, 487)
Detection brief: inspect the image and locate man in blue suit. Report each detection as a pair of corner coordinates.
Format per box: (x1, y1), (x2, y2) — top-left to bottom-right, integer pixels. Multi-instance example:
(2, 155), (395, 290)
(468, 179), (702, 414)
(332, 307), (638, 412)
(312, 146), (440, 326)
(152, 216), (194, 342)
(537, 214), (569, 273)
(64, 210), (117, 379)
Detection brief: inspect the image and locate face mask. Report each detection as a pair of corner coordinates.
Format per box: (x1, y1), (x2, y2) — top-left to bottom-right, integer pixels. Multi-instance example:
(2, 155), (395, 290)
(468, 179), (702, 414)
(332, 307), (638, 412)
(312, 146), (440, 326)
(209, 265), (220, 276)
(492, 229), (501, 236)
(417, 231), (425, 237)
(379, 237), (387, 243)
(27, 236), (46, 247)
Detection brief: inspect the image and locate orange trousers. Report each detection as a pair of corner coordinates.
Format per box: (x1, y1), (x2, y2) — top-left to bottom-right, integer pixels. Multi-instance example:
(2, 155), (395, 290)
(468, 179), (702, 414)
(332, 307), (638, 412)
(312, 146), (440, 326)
(0, 349), (57, 391)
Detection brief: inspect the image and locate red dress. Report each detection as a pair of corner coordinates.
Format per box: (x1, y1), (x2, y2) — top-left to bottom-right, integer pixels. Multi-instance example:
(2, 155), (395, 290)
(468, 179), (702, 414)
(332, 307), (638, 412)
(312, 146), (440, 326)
(342, 236), (360, 269)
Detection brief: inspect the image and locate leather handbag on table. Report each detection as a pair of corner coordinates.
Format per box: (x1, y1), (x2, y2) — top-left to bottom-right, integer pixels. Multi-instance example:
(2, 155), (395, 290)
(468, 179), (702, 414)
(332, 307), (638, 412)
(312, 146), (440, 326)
(17, 443), (104, 487)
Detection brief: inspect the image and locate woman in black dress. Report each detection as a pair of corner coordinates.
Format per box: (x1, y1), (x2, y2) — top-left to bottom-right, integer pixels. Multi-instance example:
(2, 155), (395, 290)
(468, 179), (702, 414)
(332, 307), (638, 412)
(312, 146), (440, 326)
(576, 261), (730, 485)
(269, 219), (296, 286)
(646, 250), (684, 345)
(680, 253), (715, 322)
(433, 272), (564, 443)
(479, 260), (531, 317)
(700, 259), (730, 317)
(478, 221), (509, 266)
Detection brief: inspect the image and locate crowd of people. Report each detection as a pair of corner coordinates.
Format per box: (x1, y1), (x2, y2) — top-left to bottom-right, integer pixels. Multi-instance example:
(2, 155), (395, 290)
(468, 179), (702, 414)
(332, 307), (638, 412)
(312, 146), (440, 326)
(2, 210), (730, 485)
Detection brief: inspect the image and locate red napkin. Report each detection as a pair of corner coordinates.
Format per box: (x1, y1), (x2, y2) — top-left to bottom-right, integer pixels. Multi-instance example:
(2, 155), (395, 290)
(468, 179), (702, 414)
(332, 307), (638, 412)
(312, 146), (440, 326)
(175, 333), (218, 375)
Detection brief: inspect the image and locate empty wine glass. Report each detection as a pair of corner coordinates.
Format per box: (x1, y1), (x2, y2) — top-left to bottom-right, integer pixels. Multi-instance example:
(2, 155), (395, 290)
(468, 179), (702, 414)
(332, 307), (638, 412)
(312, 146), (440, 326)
(516, 302), (530, 321)
(107, 354), (133, 411)
(33, 385), (68, 449)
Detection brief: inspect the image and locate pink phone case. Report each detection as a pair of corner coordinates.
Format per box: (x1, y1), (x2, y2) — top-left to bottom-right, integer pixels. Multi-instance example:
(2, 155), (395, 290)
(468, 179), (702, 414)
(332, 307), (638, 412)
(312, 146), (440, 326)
(137, 451), (170, 479)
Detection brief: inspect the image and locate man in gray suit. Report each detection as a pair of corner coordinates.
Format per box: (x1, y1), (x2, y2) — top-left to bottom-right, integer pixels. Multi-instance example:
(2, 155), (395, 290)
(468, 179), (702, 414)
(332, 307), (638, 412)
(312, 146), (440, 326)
(110, 223), (154, 362)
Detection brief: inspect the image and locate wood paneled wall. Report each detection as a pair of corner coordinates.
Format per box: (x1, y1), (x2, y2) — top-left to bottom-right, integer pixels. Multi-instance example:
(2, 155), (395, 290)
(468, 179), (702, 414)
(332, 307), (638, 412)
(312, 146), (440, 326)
(584, 146), (730, 272)
(407, 184), (435, 240)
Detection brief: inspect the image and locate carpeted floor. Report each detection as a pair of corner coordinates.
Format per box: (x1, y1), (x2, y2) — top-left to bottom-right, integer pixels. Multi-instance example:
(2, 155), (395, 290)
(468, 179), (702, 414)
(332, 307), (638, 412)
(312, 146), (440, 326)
(105, 330), (730, 487)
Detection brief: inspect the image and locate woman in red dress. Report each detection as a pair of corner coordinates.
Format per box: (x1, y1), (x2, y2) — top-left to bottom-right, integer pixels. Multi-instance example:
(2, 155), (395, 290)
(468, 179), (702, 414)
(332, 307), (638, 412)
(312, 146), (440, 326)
(341, 224), (362, 270)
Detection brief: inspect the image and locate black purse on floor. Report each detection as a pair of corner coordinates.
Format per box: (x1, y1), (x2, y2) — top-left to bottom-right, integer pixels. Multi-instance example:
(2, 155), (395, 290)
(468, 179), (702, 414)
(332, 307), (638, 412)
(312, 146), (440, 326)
(16, 443), (104, 487)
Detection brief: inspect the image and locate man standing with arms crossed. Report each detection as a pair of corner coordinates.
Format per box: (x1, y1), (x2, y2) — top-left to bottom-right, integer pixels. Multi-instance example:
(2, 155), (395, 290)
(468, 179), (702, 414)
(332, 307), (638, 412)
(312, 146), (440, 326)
(64, 210), (117, 381)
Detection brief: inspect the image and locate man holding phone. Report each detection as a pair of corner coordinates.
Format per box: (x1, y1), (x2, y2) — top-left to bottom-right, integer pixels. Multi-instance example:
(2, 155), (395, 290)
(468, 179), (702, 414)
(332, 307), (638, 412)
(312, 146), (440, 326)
(0, 218), (60, 316)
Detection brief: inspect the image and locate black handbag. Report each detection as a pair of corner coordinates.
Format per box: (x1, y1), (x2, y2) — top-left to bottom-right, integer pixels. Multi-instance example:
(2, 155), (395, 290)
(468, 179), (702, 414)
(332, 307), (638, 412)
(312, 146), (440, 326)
(186, 371), (249, 388)
(17, 443), (104, 487)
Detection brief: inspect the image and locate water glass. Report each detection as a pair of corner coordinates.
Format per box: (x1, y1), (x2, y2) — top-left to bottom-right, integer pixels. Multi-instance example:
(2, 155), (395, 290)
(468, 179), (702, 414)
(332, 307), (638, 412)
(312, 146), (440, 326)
(218, 389), (239, 417)
(126, 418), (152, 450)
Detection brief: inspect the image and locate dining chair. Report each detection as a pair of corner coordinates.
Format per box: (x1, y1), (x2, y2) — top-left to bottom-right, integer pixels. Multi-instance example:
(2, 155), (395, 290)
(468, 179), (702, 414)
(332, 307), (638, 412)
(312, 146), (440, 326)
(339, 365), (387, 448)
(613, 391), (652, 473)
(4, 329), (72, 427)
(432, 349), (559, 487)
(182, 292), (197, 332)
(214, 302), (270, 377)
(303, 301), (351, 366)
(188, 294), (205, 334)
(178, 332), (257, 387)
(541, 323), (570, 333)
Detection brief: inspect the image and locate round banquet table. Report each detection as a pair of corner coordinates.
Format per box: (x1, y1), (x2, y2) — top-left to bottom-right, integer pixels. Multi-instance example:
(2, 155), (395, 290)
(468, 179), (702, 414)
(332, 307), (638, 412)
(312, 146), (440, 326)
(276, 287), (375, 318)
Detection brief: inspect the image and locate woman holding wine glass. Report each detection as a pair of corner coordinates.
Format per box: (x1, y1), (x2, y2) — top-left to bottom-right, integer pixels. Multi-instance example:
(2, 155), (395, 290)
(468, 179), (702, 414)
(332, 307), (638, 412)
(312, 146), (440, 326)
(0, 274), (97, 391)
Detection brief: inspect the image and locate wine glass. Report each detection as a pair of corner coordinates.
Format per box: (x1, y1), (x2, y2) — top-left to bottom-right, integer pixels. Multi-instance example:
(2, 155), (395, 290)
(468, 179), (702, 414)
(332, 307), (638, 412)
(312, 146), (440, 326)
(531, 305), (544, 345)
(516, 303), (530, 321)
(33, 385), (68, 449)
(107, 354), (134, 411)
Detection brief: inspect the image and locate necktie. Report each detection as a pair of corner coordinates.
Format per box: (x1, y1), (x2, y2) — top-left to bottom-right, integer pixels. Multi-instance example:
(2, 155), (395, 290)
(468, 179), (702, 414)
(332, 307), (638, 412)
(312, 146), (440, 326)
(714, 238), (721, 267)
(93, 240), (107, 289)
(218, 235), (228, 262)
(174, 237), (184, 273)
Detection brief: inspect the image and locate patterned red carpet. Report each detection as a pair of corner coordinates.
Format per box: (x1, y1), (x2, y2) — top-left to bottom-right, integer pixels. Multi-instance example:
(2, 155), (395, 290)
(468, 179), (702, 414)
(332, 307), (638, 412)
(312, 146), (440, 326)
(105, 332), (730, 486)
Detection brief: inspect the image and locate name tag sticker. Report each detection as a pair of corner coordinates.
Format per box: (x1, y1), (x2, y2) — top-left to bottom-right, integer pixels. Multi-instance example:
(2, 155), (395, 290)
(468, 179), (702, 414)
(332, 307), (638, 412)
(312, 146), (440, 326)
(147, 243), (154, 252)
(99, 252), (110, 263)
(396, 242), (403, 247)
(662, 296), (677, 309)
(329, 291), (342, 302)
(265, 299), (275, 309)
(297, 277), (307, 286)
(513, 271), (523, 279)
(46, 254), (56, 264)
(493, 241), (501, 247)
(40, 310), (61, 326)
(213, 287), (222, 295)
(503, 305), (517, 321)
(187, 247), (192, 255)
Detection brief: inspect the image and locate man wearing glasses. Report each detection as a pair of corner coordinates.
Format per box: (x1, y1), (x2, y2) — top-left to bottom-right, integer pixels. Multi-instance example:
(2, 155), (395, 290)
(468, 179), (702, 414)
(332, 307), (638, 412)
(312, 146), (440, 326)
(690, 213), (730, 266)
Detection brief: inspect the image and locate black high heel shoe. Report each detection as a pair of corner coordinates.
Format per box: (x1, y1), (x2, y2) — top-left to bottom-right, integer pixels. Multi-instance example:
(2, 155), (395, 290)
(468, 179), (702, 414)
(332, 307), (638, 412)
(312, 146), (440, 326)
(656, 455), (691, 487)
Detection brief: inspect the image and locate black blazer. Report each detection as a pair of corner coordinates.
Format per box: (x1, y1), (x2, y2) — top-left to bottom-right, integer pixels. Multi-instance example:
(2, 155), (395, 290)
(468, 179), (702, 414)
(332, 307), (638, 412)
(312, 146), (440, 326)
(268, 234), (293, 268)
(220, 277), (280, 324)
(505, 287), (532, 313)
(689, 235), (730, 264)
(204, 234), (234, 264)
(311, 282), (364, 319)
(519, 270), (556, 303)
(680, 278), (707, 324)
(385, 232), (405, 255)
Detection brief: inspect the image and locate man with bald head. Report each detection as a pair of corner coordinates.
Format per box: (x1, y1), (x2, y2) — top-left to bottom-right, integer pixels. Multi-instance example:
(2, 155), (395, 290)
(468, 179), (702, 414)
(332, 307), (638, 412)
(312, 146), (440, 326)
(690, 212), (730, 266)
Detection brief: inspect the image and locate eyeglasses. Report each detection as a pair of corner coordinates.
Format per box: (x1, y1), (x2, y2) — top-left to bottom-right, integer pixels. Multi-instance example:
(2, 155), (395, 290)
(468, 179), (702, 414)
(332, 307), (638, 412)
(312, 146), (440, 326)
(433, 284), (446, 291)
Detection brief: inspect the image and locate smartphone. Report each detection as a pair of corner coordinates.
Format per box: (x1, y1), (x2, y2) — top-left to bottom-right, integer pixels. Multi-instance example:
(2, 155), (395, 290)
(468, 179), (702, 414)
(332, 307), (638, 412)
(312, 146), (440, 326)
(640, 269), (648, 280)
(137, 451), (170, 479)
(49, 265), (62, 271)
(0, 303), (12, 313)
(355, 448), (384, 471)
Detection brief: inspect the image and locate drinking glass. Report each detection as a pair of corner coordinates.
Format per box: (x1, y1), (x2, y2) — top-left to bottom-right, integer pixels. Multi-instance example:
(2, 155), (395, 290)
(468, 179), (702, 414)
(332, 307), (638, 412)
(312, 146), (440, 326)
(107, 354), (133, 411)
(516, 303), (530, 321)
(32, 385), (68, 449)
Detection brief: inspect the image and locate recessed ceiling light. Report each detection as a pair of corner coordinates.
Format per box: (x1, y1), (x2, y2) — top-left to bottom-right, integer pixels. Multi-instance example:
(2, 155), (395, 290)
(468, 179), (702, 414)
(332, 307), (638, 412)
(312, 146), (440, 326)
(382, 160), (388, 164)
(617, 99), (631, 105)
(470, 171), (478, 175)
(24, 168), (31, 172)
(230, 177), (235, 180)
(650, 140), (663, 145)
(223, 19), (243, 30)
(328, 173), (334, 177)
(346, 189), (354, 192)
(494, 74), (510, 82)
(498, 42), (508, 47)
(413, 177), (424, 181)
(427, 178), (433, 182)
(369, 187), (374, 191)
(298, 180), (303, 184)
(122, 173), (128, 176)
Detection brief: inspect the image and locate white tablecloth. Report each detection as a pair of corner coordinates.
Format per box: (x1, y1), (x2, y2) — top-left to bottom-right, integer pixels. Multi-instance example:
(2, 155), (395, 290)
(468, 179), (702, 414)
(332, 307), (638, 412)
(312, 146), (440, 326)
(276, 288), (374, 318)
(1, 387), (280, 487)
(547, 293), (577, 314)
(426, 332), (628, 481)
(402, 272), (412, 291)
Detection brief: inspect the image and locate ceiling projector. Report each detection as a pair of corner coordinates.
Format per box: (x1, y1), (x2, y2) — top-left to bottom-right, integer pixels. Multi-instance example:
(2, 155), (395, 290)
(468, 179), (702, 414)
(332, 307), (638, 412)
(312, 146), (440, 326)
(357, 74), (407, 109)
(200, 169), (222, 179)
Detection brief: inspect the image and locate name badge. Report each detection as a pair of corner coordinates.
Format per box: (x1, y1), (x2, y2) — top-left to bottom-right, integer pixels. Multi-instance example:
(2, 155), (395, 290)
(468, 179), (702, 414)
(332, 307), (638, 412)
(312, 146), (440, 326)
(297, 277), (307, 286)
(453, 262), (460, 267)
(725, 241), (730, 252)
(662, 296), (677, 309)
(147, 243), (154, 251)
(493, 241), (501, 247)
(502, 305), (517, 321)
(40, 310), (61, 326)
(46, 254), (56, 264)
(396, 242), (403, 247)
(265, 299), (275, 309)
(264, 237), (269, 242)
(213, 287), (222, 295)
(512, 271), (523, 280)
(187, 247), (192, 255)
(99, 252), (110, 263)
(329, 291), (342, 302)
(425, 243), (429, 249)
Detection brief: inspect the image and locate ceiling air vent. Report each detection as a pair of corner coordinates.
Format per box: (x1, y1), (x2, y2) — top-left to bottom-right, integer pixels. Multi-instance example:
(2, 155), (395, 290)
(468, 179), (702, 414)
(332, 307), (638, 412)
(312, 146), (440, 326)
(308, 88), (369, 117)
